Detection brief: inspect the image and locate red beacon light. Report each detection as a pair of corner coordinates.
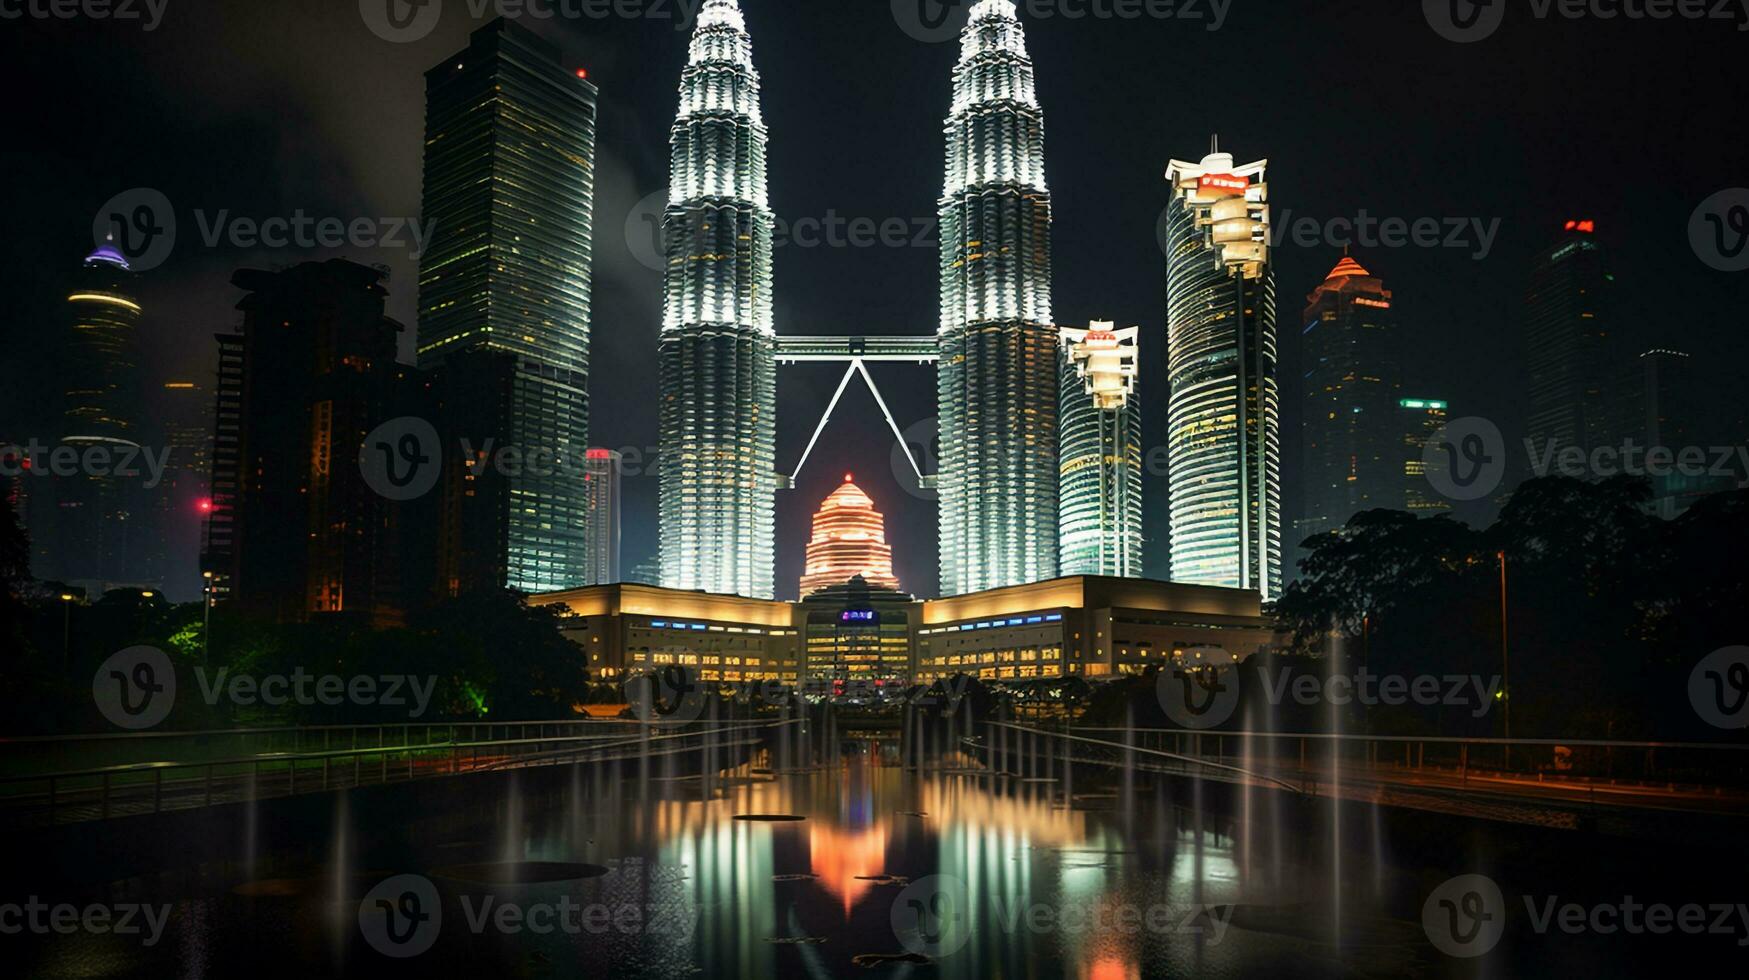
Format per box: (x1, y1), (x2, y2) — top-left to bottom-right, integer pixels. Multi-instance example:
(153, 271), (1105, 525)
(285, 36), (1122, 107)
(575, 68), (588, 80)
(1564, 219), (1595, 234)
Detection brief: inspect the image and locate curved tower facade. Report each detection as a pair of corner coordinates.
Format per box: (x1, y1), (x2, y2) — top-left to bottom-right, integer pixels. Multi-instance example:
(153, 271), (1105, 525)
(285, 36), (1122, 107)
(1058, 322), (1142, 578)
(658, 0), (778, 599)
(937, 0), (1057, 597)
(799, 476), (901, 596)
(1164, 148), (1281, 601)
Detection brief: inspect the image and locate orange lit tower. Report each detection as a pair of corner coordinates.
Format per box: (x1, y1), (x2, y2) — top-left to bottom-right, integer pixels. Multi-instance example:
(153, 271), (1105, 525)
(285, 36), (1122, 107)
(799, 476), (900, 596)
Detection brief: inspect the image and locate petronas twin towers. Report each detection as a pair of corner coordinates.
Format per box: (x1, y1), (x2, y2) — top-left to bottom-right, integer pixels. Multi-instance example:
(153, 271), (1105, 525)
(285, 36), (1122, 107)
(655, 1), (1074, 599)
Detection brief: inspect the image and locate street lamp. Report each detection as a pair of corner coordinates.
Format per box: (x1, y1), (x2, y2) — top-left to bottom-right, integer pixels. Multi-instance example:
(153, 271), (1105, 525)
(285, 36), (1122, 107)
(201, 571), (214, 669)
(1497, 550), (1511, 767)
(58, 593), (75, 665)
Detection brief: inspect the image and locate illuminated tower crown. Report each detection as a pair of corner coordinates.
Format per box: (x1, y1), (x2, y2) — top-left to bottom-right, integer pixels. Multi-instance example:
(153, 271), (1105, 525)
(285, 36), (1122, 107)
(799, 476), (901, 596)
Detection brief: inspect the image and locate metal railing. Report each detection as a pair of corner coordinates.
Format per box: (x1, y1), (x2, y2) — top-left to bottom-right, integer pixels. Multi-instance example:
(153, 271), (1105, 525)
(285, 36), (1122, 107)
(0, 718), (796, 829)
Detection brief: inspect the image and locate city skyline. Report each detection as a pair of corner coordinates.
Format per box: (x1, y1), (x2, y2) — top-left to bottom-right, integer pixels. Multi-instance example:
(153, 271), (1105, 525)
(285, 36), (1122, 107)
(6, 3), (1747, 603)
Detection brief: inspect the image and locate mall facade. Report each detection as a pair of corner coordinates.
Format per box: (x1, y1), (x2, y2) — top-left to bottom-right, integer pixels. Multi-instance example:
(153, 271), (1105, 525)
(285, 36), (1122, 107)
(531, 575), (1275, 688)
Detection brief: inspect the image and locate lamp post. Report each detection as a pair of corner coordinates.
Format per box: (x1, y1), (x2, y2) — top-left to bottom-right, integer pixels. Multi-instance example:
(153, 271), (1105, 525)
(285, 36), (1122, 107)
(59, 593), (74, 665)
(1497, 549), (1511, 768)
(201, 571), (214, 669)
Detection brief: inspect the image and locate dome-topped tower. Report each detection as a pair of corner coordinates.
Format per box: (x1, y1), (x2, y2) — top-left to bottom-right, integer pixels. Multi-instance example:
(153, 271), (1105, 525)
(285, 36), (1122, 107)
(799, 475), (901, 596)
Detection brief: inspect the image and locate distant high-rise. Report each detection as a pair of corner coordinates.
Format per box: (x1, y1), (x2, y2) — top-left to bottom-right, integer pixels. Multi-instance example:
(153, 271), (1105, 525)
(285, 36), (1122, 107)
(1398, 398), (1454, 514)
(800, 476), (901, 597)
(658, 0), (778, 599)
(1164, 146), (1280, 600)
(57, 245), (146, 590)
(220, 260), (426, 626)
(584, 449), (621, 586)
(418, 19), (598, 594)
(1525, 220), (1617, 456)
(1297, 256), (1402, 563)
(1623, 350), (1735, 518)
(937, 0), (1058, 596)
(1058, 321), (1141, 578)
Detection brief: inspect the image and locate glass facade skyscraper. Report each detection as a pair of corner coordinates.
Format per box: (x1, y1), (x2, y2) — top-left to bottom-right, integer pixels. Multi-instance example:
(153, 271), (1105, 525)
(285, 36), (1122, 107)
(657, 0), (778, 599)
(583, 448), (620, 586)
(1164, 148), (1281, 601)
(417, 19), (597, 594)
(57, 245), (145, 589)
(937, 0), (1058, 597)
(1297, 256), (1402, 570)
(1058, 322), (1141, 577)
(1525, 221), (1617, 456)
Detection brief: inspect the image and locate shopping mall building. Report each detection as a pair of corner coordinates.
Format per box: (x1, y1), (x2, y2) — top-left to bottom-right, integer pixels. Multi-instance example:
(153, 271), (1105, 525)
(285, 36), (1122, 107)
(531, 575), (1276, 689)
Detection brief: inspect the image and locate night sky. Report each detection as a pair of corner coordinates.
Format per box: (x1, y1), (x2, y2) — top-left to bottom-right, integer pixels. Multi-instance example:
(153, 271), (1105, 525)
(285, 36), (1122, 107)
(7, 0), (1747, 601)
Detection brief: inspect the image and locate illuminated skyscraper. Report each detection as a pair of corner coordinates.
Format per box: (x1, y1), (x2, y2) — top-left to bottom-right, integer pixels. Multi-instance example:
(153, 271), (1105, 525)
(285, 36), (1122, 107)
(1163, 146), (1280, 600)
(800, 476), (901, 596)
(1297, 256), (1401, 566)
(1399, 398), (1453, 515)
(418, 19), (597, 593)
(937, 0), (1057, 596)
(1525, 220), (1617, 456)
(1058, 321), (1141, 577)
(658, 0), (778, 599)
(57, 244), (145, 590)
(583, 448), (620, 585)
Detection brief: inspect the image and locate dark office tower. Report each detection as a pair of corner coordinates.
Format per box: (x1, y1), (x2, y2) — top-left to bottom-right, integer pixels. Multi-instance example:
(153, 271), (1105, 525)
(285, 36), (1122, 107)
(221, 260), (424, 626)
(1296, 256), (1402, 567)
(56, 244), (146, 590)
(419, 19), (597, 594)
(583, 449), (620, 586)
(937, 0), (1057, 596)
(1525, 220), (1617, 456)
(201, 333), (244, 600)
(658, 0), (777, 599)
(1398, 398), (1454, 514)
(1164, 147), (1280, 601)
(1625, 349), (1734, 518)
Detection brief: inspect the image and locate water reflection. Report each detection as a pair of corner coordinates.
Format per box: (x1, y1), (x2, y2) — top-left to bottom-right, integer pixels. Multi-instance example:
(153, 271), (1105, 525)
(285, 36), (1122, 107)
(21, 750), (1430, 979)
